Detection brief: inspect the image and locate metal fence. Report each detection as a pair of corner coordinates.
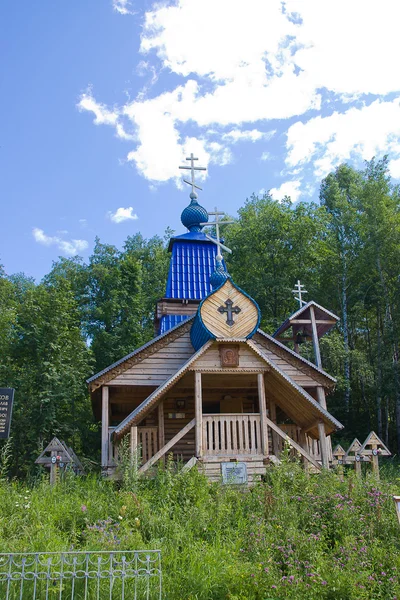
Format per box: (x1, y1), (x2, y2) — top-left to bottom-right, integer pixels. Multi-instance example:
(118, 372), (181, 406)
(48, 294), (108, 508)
(0, 550), (162, 600)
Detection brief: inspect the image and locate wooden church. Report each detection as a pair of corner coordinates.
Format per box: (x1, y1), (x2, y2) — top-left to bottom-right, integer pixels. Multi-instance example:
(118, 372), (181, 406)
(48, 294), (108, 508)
(87, 155), (343, 482)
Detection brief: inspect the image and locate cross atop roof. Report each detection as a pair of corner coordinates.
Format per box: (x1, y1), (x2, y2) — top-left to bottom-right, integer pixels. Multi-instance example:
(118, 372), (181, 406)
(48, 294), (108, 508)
(200, 207), (234, 259)
(179, 153), (207, 199)
(292, 279), (308, 308)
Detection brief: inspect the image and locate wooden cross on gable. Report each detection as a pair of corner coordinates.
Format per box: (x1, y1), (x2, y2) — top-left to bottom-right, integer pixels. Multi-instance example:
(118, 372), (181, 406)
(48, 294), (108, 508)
(200, 206), (234, 260)
(292, 280), (308, 307)
(179, 153), (207, 197)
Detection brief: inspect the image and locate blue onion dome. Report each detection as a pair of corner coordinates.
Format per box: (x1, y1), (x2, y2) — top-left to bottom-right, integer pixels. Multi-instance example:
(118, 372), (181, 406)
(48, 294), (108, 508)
(181, 192), (209, 232)
(210, 257), (230, 289)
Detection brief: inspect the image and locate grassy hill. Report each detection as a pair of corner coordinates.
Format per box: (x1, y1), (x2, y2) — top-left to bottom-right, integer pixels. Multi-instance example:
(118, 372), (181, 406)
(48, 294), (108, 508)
(0, 454), (399, 599)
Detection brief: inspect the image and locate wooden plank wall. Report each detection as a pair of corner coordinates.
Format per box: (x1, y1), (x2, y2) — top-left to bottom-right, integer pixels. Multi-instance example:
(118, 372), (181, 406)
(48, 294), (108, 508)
(192, 344), (267, 371)
(110, 332), (194, 387)
(252, 337), (321, 387)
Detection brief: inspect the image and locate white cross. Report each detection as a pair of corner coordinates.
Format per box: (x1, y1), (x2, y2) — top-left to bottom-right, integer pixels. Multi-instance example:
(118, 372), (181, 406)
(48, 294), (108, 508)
(179, 153), (207, 197)
(200, 207), (234, 259)
(292, 279), (308, 307)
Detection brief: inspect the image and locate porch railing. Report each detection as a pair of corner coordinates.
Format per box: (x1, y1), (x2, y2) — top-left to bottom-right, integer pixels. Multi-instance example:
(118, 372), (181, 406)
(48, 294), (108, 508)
(0, 550), (162, 600)
(203, 414), (262, 456)
(138, 427), (158, 463)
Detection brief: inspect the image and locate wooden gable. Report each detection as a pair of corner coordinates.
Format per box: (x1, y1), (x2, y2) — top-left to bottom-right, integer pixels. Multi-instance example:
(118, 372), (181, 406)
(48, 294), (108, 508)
(108, 330), (194, 387)
(252, 333), (334, 389)
(189, 341), (268, 372)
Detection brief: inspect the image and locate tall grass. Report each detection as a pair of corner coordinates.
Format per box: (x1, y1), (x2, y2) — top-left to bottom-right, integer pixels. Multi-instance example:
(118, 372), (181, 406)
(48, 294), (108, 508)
(0, 457), (399, 599)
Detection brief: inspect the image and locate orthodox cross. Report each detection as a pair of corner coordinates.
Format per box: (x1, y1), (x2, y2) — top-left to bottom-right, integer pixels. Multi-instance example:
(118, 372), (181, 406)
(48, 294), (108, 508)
(292, 280), (308, 307)
(200, 207), (234, 258)
(179, 153), (207, 196)
(218, 298), (241, 326)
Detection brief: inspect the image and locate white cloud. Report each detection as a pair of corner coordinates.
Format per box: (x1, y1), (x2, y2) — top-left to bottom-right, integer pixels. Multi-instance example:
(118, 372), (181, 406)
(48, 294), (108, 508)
(112, 0), (135, 15)
(33, 228), (88, 256)
(108, 207), (139, 223)
(261, 152), (271, 161)
(79, 0), (400, 186)
(270, 180), (301, 202)
(222, 129), (275, 143)
(78, 93), (118, 126)
(286, 98), (400, 178)
(389, 157), (400, 179)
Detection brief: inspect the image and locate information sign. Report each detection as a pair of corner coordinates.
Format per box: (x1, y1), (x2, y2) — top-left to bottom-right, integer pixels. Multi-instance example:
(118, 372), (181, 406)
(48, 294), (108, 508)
(221, 462), (247, 484)
(0, 388), (14, 439)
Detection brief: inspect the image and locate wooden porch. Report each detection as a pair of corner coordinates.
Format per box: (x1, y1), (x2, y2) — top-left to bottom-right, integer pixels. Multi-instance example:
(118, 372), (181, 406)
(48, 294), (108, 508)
(98, 337), (339, 481)
(103, 368), (330, 480)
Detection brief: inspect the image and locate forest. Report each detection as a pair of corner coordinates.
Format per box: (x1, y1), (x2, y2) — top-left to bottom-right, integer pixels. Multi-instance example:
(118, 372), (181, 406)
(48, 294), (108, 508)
(1, 156), (400, 475)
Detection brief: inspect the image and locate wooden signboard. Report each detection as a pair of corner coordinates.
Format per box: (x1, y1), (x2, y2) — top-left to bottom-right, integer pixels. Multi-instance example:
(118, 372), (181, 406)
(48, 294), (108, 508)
(0, 388), (14, 439)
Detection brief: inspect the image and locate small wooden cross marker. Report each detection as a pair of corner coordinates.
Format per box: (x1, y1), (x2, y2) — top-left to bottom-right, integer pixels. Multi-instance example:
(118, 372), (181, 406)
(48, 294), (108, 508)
(218, 299), (241, 326)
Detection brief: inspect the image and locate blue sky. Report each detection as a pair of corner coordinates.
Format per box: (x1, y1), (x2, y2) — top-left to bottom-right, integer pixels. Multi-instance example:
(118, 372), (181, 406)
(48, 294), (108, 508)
(2, 0), (400, 280)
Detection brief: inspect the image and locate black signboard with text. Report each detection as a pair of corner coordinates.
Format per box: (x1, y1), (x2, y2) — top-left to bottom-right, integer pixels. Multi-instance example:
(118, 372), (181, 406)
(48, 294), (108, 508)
(0, 388), (14, 439)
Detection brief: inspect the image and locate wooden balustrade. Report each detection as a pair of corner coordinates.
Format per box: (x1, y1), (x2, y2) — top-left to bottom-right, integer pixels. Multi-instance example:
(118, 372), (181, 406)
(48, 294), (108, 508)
(275, 425), (322, 461)
(138, 427), (159, 463)
(202, 414), (263, 456)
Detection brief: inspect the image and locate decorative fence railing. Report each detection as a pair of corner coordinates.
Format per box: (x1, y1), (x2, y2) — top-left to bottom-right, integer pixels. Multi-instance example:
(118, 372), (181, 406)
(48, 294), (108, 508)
(138, 427), (159, 463)
(203, 414), (262, 456)
(0, 550), (162, 600)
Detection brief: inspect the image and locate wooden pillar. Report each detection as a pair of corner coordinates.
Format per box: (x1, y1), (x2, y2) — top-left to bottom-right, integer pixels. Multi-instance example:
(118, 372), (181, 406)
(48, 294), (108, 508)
(317, 420), (329, 469)
(310, 305), (322, 369)
(316, 386), (332, 462)
(195, 372), (203, 457)
(158, 401), (165, 450)
(101, 386), (109, 469)
(50, 450), (57, 486)
(371, 443), (380, 478)
(269, 400), (278, 455)
(130, 425), (138, 463)
(257, 373), (269, 456)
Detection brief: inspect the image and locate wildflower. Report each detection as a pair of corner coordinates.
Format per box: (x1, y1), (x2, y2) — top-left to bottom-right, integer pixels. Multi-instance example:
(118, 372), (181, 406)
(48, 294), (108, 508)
(321, 581), (327, 585)
(81, 505), (87, 512)
(120, 505), (127, 516)
(118, 515), (123, 520)
(134, 517), (140, 527)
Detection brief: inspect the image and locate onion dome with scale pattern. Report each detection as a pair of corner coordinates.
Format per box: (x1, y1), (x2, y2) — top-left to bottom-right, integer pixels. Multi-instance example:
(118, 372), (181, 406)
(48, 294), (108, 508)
(181, 192), (209, 232)
(210, 257), (230, 289)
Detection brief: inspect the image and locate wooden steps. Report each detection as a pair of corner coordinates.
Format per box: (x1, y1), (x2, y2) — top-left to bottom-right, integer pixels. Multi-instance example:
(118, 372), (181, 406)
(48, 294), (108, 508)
(198, 455), (270, 483)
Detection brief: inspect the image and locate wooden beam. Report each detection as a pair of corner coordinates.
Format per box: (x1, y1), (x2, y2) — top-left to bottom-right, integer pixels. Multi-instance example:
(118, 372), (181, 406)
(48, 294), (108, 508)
(257, 373), (269, 455)
(265, 415), (321, 470)
(269, 400), (278, 455)
(304, 420), (320, 434)
(316, 386), (327, 410)
(139, 418), (196, 473)
(317, 420), (329, 468)
(316, 386), (332, 461)
(290, 319), (337, 325)
(310, 305), (322, 368)
(130, 425), (138, 463)
(158, 401), (165, 450)
(195, 372), (203, 457)
(101, 386), (109, 469)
